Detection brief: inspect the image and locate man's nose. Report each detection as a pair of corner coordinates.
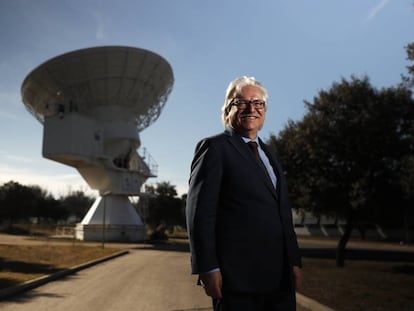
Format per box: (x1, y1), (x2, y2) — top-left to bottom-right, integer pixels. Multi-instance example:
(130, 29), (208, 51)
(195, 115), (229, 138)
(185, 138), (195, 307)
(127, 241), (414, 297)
(246, 102), (256, 112)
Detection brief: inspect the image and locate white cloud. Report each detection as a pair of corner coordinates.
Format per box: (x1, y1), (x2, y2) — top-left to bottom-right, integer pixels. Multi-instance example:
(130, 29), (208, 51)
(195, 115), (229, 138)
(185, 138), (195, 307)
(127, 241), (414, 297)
(0, 152), (95, 197)
(93, 11), (106, 40)
(0, 169), (95, 198)
(364, 0), (390, 23)
(0, 151), (34, 164)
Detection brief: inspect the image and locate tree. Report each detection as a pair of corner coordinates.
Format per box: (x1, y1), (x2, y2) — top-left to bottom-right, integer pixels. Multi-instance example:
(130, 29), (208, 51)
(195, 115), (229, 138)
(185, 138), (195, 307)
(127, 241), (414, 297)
(59, 190), (95, 222)
(402, 42), (414, 89)
(0, 181), (42, 228)
(270, 76), (414, 266)
(400, 155), (414, 243)
(0, 181), (73, 227)
(29, 185), (69, 223)
(143, 182), (185, 238)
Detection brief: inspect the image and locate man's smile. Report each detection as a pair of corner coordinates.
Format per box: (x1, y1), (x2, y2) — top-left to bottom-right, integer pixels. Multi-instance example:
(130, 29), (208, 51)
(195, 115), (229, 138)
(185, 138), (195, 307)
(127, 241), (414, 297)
(240, 114), (259, 120)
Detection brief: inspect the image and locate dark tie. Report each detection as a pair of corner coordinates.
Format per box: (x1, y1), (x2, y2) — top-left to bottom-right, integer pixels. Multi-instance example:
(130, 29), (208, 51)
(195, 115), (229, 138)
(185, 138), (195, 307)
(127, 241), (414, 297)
(247, 141), (270, 176)
(247, 141), (261, 161)
(247, 141), (279, 197)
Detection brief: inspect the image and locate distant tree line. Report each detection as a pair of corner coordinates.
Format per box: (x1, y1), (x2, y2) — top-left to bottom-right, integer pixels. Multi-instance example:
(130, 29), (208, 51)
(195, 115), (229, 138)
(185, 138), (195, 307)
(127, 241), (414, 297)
(0, 181), (94, 230)
(0, 180), (187, 237)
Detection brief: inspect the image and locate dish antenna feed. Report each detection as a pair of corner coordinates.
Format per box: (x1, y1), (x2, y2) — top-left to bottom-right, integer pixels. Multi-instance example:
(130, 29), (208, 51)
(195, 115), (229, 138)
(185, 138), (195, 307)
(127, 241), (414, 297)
(21, 46), (174, 241)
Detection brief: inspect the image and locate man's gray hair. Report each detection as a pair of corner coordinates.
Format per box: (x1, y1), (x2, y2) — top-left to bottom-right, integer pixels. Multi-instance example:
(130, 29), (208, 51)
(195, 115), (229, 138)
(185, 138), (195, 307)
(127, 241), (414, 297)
(221, 76), (268, 128)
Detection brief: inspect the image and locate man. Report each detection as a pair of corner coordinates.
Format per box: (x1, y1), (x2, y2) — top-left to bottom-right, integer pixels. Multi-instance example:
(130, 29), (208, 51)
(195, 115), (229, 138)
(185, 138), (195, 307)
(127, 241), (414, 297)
(186, 76), (302, 310)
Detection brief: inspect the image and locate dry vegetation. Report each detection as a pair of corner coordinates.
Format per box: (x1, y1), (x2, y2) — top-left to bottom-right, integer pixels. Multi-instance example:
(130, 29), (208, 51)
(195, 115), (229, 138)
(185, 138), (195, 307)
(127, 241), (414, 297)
(299, 257), (414, 311)
(0, 244), (119, 289)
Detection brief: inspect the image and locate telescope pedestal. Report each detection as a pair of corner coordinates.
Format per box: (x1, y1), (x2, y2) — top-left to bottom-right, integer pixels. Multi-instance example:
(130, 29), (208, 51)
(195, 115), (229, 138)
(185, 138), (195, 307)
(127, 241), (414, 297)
(75, 195), (146, 242)
(21, 47), (174, 243)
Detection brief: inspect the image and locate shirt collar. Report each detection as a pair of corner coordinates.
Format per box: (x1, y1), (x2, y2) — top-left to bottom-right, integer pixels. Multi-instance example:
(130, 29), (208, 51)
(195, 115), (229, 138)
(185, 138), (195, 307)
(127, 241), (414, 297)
(241, 136), (259, 144)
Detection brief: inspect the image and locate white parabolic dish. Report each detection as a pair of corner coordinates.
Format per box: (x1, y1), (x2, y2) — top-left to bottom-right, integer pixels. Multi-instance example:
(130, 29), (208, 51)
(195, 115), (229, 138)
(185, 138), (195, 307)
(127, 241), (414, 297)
(21, 46), (174, 131)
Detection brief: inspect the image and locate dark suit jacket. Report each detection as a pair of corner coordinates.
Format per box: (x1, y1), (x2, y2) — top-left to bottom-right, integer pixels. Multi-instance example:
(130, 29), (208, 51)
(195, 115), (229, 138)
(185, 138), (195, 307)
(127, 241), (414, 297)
(186, 128), (301, 293)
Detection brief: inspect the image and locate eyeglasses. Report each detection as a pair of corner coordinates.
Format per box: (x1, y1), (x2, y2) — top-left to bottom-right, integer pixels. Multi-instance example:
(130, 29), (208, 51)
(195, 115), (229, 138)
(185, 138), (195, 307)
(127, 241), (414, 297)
(231, 98), (266, 110)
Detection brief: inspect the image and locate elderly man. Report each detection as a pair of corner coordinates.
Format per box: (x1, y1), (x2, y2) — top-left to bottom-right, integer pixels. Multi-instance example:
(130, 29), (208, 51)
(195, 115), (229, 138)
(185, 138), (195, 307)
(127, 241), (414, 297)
(186, 76), (302, 311)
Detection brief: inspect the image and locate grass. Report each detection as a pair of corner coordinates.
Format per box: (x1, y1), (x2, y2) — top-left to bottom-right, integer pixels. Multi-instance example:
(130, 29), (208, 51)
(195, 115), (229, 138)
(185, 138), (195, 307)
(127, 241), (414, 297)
(299, 257), (414, 311)
(0, 244), (119, 290)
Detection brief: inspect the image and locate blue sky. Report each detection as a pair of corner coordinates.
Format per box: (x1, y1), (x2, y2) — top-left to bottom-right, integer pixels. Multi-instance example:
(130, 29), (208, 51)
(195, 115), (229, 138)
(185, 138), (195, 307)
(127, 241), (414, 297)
(0, 0), (413, 197)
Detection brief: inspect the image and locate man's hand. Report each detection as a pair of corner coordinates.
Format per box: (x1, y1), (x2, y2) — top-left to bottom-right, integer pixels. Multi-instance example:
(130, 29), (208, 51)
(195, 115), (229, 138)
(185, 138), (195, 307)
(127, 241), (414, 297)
(199, 271), (223, 299)
(293, 266), (303, 290)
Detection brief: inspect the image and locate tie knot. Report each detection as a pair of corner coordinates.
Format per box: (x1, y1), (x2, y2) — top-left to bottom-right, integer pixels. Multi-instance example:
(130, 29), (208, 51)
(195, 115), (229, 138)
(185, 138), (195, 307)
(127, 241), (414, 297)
(247, 141), (260, 159)
(247, 141), (258, 150)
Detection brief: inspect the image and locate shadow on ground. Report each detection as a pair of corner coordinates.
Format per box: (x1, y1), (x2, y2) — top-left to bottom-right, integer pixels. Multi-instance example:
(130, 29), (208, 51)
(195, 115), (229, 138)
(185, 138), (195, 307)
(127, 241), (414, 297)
(300, 247), (414, 262)
(137, 239), (414, 263)
(133, 240), (190, 253)
(0, 258), (64, 289)
(1, 290), (67, 302)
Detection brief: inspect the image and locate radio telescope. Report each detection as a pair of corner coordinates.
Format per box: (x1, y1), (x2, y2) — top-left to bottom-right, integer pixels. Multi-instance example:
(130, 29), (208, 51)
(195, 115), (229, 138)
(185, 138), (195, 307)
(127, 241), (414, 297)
(21, 46), (174, 241)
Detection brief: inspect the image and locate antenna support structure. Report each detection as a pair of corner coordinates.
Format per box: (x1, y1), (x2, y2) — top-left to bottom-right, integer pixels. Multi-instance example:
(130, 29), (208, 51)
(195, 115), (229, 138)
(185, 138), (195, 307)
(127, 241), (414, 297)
(21, 46), (174, 242)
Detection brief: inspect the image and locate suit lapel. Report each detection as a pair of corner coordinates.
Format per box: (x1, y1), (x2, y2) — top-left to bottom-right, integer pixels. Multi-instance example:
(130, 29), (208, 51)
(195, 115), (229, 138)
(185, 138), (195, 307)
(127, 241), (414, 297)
(259, 139), (281, 181)
(225, 129), (279, 199)
(259, 139), (282, 197)
(225, 129), (253, 162)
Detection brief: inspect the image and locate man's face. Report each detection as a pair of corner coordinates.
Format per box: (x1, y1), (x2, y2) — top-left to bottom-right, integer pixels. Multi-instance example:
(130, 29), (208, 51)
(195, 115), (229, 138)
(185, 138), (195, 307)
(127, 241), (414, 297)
(231, 85), (266, 139)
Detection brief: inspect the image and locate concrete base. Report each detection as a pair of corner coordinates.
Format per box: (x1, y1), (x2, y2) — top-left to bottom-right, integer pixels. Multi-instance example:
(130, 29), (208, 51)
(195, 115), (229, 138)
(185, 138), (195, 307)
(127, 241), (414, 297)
(75, 223), (146, 242)
(75, 195), (147, 242)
